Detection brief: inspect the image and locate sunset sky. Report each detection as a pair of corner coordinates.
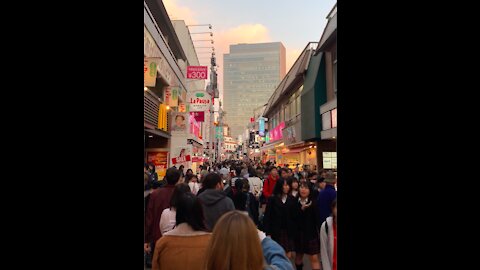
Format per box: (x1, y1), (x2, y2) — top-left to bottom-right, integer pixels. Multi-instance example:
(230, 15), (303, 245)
(163, 0), (336, 100)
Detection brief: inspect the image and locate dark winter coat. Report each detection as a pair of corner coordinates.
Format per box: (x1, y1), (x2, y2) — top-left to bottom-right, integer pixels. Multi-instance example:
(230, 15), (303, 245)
(295, 198), (321, 240)
(198, 189), (235, 231)
(263, 195), (297, 239)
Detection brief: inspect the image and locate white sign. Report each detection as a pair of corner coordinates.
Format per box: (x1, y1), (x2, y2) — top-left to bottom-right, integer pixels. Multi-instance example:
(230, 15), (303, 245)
(188, 91), (211, 112)
(144, 58), (158, 87)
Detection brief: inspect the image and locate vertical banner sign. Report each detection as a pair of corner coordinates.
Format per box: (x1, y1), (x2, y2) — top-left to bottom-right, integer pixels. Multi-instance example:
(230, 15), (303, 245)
(215, 127), (223, 139)
(258, 118), (265, 137)
(158, 104), (168, 131)
(171, 88), (179, 107)
(186, 66), (208, 79)
(144, 58), (158, 87)
(147, 151), (169, 178)
(190, 111), (205, 122)
(164, 87), (172, 105)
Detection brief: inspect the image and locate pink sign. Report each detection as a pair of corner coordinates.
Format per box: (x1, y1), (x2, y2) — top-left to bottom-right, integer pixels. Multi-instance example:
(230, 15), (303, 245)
(190, 111), (205, 122)
(187, 66), (208, 79)
(189, 114), (201, 138)
(270, 122), (285, 142)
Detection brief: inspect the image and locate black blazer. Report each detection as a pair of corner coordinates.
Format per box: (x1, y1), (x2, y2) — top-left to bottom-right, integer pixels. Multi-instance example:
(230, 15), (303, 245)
(263, 195), (297, 239)
(294, 198), (321, 240)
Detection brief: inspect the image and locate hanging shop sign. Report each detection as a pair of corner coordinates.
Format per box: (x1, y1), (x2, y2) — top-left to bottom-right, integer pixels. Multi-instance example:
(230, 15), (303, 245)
(144, 58), (158, 87)
(179, 103), (187, 112)
(189, 115), (201, 138)
(164, 87), (179, 107)
(147, 151), (169, 178)
(188, 91), (211, 112)
(186, 66), (208, 79)
(171, 147), (192, 165)
(258, 117), (266, 137)
(190, 111), (205, 122)
(270, 122), (285, 142)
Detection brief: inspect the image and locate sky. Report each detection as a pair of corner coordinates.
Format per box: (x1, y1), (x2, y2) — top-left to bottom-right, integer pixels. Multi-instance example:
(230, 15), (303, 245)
(163, 0), (336, 101)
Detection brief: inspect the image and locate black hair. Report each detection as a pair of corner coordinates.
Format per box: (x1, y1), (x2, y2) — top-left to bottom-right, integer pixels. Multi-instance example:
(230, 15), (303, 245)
(298, 181), (314, 199)
(291, 178), (300, 190)
(175, 115), (185, 121)
(308, 171), (318, 179)
(248, 166), (257, 177)
(235, 166), (242, 177)
(273, 177), (293, 197)
(144, 163), (150, 171)
(165, 167), (181, 185)
(185, 174), (198, 183)
(186, 169), (193, 175)
(202, 173), (222, 189)
(169, 183), (191, 210)
(175, 192), (207, 231)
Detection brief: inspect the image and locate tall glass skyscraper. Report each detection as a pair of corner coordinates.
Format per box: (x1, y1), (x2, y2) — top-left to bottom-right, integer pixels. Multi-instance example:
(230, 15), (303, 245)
(223, 42), (286, 138)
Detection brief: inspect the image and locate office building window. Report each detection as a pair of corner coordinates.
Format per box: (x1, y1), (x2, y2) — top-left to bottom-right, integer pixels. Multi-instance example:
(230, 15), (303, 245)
(333, 50), (337, 96)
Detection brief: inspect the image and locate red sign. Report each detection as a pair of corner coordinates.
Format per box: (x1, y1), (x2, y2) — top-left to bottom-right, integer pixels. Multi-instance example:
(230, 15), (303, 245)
(187, 66), (208, 79)
(190, 111), (205, 122)
(147, 151), (169, 177)
(250, 117), (255, 123)
(172, 155), (191, 164)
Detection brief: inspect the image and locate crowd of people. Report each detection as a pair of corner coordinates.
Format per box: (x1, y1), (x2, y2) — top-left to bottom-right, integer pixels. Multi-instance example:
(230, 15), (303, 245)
(144, 160), (337, 270)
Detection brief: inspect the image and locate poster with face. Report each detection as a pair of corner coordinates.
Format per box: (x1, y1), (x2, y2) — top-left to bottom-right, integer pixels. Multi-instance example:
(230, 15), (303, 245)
(171, 147), (191, 165)
(170, 112), (189, 134)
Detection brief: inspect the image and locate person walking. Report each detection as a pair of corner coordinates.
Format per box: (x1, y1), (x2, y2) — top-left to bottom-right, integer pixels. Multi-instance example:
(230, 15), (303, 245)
(159, 183), (191, 235)
(233, 178), (259, 225)
(290, 178), (300, 199)
(320, 199), (337, 270)
(186, 174), (201, 195)
(152, 193), (211, 270)
(197, 173), (235, 231)
(204, 211), (294, 270)
(263, 178), (297, 259)
(144, 167), (181, 267)
(317, 172), (337, 224)
(294, 182), (321, 270)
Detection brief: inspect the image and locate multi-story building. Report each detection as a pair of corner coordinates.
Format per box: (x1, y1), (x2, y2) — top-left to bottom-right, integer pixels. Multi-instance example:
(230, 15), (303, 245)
(223, 42), (286, 138)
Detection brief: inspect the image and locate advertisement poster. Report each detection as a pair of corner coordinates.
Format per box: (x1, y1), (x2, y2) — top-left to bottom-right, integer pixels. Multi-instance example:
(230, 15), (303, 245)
(144, 58), (158, 87)
(171, 147), (192, 165)
(179, 103), (187, 112)
(147, 151), (169, 178)
(170, 112), (189, 134)
(186, 66), (208, 79)
(170, 88), (179, 107)
(190, 115), (201, 138)
(190, 111), (205, 122)
(164, 87), (172, 106)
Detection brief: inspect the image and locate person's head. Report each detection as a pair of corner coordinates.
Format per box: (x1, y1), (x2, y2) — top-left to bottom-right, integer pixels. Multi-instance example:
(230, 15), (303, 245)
(235, 178), (250, 193)
(202, 173), (223, 190)
(291, 178), (300, 191)
(318, 178), (326, 190)
(169, 183), (191, 210)
(235, 166), (242, 177)
(179, 165), (184, 172)
(247, 166), (257, 178)
(280, 168), (289, 179)
(186, 169), (193, 176)
(324, 171), (337, 186)
(165, 167), (181, 185)
(308, 172), (318, 184)
(299, 182), (311, 199)
(256, 167), (263, 177)
(331, 198), (337, 221)
(175, 115), (185, 126)
(273, 177), (292, 196)
(144, 163), (149, 173)
(149, 164), (155, 173)
(270, 167), (278, 177)
(205, 211), (264, 270)
(287, 168), (293, 177)
(186, 174), (198, 183)
(319, 169), (327, 179)
(175, 192), (207, 231)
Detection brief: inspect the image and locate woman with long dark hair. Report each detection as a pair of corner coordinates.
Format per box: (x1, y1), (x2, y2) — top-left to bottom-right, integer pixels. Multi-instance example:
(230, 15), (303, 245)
(294, 182), (321, 270)
(159, 183), (191, 235)
(152, 192), (211, 270)
(263, 177), (297, 259)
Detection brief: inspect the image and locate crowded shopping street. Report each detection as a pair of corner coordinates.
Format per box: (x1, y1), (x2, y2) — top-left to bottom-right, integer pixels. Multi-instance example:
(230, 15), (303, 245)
(145, 1), (337, 269)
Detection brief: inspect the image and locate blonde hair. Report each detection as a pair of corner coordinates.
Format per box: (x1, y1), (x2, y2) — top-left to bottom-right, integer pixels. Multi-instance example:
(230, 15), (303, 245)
(205, 211), (264, 270)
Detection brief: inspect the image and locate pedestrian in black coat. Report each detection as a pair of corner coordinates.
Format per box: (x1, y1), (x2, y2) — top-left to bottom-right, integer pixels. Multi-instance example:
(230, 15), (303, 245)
(263, 177), (297, 259)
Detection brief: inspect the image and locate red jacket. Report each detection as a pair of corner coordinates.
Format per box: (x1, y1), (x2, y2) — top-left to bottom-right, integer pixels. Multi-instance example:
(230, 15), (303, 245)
(262, 175), (278, 199)
(145, 185), (175, 243)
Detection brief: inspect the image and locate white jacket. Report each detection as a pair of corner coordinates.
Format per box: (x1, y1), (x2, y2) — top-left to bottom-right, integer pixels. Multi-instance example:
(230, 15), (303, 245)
(320, 216), (335, 270)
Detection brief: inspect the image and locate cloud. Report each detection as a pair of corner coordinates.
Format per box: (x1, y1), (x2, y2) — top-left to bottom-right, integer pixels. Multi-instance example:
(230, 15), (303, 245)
(286, 49), (302, 73)
(163, 0), (198, 24)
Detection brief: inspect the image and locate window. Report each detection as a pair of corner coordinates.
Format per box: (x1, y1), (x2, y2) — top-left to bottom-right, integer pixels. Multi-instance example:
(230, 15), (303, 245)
(322, 112), (332, 130)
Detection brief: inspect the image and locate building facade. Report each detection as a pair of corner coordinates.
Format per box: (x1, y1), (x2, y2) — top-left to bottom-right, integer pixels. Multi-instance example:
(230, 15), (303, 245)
(223, 42), (286, 138)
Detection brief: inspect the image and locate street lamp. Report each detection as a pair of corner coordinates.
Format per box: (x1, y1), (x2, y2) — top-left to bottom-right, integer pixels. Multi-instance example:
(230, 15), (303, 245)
(191, 32), (213, 37)
(187, 24), (212, 29)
